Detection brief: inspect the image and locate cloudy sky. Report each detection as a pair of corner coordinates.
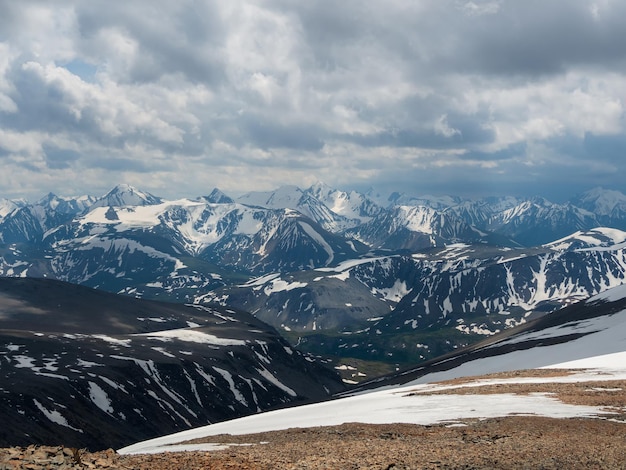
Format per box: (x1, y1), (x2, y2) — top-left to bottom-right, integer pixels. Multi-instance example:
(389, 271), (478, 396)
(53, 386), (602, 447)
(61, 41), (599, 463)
(1, 0), (625, 201)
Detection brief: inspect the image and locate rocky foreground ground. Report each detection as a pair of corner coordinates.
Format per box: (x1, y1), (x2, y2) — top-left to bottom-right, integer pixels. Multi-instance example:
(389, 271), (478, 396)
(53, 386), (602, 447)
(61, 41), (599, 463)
(2, 370), (625, 469)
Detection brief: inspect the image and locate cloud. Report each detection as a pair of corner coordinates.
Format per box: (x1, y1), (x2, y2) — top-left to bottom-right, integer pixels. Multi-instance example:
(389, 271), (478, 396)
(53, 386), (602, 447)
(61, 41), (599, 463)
(0, 0), (624, 201)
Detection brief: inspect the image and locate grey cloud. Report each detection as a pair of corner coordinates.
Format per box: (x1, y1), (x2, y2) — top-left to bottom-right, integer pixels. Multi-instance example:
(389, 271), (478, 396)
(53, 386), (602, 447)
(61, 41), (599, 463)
(343, 128), (464, 149)
(88, 156), (156, 172)
(0, 1), (21, 40)
(75, 1), (226, 85)
(583, 133), (626, 162)
(461, 142), (526, 161)
(43, 145), (80, 170)
(440, 1), (626, 77)
(239, 115), (325, 152)
(1, 0), (626, 201)
(340, 116), (494, 151)
(366, 155), (593, 202)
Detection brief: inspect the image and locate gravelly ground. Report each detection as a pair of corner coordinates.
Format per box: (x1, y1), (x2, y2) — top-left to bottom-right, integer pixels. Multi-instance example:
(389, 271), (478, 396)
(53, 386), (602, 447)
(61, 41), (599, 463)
(3, 369), (626, 469)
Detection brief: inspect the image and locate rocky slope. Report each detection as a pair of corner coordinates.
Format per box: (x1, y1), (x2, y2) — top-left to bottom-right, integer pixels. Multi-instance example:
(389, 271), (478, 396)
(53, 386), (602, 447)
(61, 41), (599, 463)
(0, 278), (343, 450)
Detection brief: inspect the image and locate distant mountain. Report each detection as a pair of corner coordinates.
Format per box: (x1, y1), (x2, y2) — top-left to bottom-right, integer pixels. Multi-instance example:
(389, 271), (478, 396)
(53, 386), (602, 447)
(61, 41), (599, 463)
(0, 192), (94, 244)
(306, 182), (383, 226)
(209, 228), (626, 368)
(0, 186), (366, 300)
(90, 183), (162, 208)
(345, 205), (498, 250)
(3, 183), (626, 373)
(485, 197), (599, 246)
(0, 198), (24, 220)
(571, 187), (626, 229)
(237, 185), (361, 232)
(0, 277), (343, 450)
(202, 188), (234, 204)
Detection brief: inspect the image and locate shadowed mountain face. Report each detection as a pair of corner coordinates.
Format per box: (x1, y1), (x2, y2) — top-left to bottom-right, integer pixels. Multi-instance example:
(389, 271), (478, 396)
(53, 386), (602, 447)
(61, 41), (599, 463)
(0, 278), (344, 450)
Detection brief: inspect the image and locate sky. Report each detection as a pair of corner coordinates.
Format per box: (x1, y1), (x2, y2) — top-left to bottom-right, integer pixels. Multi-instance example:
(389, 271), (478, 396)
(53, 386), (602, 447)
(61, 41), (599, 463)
(0, 0), (625, 202)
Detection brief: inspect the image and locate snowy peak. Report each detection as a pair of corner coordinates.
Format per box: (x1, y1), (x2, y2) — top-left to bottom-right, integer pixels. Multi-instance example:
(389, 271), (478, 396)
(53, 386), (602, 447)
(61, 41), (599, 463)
(0, 198), (24, 219)
(305, 182), (382, 222)
(487, 198), (599, 246)
(92, 184), (162, 208)
(389, 192), (462, 210)
(36, 192), (96, 215)
(572, 187), (626, 218)
(203, 188), (234, 204)
(237, 185), (361, 232)
(237, 185), (305, 209)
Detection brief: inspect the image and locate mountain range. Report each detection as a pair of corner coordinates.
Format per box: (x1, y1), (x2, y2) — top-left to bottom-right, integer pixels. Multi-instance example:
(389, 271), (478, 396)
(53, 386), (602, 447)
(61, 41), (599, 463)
(2, 182), (626, 451)
(2, 183), (626, 374)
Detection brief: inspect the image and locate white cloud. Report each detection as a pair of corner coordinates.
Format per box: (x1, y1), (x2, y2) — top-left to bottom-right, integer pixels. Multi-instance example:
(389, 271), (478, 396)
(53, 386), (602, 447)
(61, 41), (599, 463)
(0, 0), (625, 200)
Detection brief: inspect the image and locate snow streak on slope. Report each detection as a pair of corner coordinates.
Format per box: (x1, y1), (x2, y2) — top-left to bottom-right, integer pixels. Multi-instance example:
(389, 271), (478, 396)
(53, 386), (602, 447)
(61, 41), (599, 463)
(119, 350), (626, 454)
(120, 287), (626, 455)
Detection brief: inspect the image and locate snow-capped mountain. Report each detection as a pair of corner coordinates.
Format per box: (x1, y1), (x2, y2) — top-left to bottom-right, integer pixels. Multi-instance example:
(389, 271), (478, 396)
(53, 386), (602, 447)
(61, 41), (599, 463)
(0, 277), (343, 450)
(208, 228), (626, 368)
(485, 197), (599, 246)
(345, 204), (498, 250)
(306, 181), (383, 225)
(350, 282), (626, 391)
(0, 186), (365, 300)
(202, 188), (234, 204)
(90, 183), (162, 208)
(0, 192), (94, 243)
(237, 185), (363, 232)
(0, 198), (26, 220)
(3, 183), (626, 371)
(571, 187), (626, 228)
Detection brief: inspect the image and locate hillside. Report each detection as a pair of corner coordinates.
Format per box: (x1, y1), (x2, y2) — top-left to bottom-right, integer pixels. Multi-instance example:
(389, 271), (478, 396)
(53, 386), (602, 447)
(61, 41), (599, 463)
(0, 278), (344, 450)
(2, 284), (625, 468)
(111, 284), (626, 468)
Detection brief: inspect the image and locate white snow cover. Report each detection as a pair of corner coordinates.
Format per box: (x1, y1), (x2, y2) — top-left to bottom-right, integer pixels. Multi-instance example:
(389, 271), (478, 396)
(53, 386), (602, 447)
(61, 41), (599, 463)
(120, 357), (625, 455)
(546, 227), (626, 251)
(88, 381), (114, 414)
(262, 278), (308, 295)
(120, 291), (626, 455)
(298, 221), (334, 264)
(33, 399), (82, 432)
(135, 328), (247, 346)
(315, 256), (392, 272)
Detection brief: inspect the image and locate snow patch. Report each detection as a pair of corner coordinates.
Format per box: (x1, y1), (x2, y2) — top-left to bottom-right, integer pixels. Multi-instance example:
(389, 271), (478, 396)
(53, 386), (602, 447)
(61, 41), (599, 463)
(136, 329), (246, 346)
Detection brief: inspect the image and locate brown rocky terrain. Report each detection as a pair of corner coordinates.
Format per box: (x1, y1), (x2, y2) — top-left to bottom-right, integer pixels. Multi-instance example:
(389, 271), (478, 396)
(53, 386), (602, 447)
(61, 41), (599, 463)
(2, 369), (625, 469)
